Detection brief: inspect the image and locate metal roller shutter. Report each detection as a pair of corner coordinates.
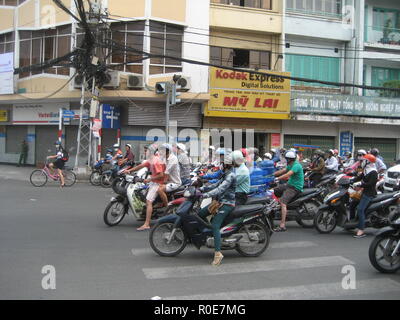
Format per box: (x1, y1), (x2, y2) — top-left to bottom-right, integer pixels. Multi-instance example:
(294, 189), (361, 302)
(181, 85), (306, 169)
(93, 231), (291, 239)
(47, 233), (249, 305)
(127, 102), (202, 128)
(284, 134), (335, 159)
(35, 127), (59, 165)
(354, 138), (397, 164)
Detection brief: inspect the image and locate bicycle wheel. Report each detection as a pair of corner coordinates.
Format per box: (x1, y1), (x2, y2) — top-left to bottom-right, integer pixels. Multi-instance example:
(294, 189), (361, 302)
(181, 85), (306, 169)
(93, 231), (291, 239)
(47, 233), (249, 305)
(30, 170), (48, 187)
(63, 170), (76, 187)
(90, 171), (101, 186)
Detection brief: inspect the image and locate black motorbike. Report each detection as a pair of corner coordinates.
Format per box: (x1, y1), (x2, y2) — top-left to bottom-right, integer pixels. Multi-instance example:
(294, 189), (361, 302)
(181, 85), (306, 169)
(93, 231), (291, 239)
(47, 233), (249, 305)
(314, 177), (400, 234)
(149, 186), (274, 257)
(245, 185), (323, 228)
(369, 209), (400, 273)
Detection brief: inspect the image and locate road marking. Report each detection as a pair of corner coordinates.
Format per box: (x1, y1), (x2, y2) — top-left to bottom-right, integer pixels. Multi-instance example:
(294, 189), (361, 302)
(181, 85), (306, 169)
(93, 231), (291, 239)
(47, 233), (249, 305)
(164, 278), (400, 300)
(130, 241), (318, 256)
(142, 256), (354, 280)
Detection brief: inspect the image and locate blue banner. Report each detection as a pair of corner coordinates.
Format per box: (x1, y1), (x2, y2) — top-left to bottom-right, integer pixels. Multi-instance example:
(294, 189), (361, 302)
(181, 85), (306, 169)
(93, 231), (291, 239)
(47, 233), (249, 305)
(102, 104), (120, 129)
(340, 131), (353, 157)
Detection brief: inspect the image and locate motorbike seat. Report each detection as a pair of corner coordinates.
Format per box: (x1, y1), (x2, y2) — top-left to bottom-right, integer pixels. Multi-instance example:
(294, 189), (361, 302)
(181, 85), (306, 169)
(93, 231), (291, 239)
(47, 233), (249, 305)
(290, 188), (319, 202)
(245, 196), (271, 205)
(230, 204), (264, 219)
(370, 192), (397, 203)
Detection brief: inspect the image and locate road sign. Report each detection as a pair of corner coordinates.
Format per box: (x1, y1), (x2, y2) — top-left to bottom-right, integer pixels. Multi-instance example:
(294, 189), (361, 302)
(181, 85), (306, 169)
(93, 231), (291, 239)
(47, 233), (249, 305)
(102, 104), (120, 129)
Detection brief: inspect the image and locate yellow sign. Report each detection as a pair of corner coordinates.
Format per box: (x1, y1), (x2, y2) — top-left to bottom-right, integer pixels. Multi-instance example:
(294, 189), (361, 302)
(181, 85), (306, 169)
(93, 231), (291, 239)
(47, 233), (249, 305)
(206, 67), (291, 119)
(0, 110), (7, 122)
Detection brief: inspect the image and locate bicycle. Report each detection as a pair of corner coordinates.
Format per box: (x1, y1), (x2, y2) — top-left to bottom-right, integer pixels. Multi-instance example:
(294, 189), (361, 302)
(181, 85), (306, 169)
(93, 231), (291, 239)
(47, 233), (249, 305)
(30, 160), (76, 187)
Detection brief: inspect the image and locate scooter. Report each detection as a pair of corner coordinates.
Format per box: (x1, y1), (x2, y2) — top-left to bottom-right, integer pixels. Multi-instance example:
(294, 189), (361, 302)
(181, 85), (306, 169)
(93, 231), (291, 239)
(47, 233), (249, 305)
(314, 176), (400, 234)
(103, 169), (186, 226)
(369, 209), (400, 273)
(149, 186), (274, 257)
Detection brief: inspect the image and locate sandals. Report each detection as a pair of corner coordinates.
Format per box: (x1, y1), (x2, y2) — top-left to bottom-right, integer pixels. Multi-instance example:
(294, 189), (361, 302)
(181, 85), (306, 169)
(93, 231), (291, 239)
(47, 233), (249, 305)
(212, 252), (224, 266)
(273, 226), (287, 232)
(353, 233), (366, 239)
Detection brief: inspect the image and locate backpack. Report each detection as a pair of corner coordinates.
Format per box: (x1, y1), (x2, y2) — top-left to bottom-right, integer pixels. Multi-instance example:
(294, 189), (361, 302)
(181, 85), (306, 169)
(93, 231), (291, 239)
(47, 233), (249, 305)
(61, 147), (69, 162)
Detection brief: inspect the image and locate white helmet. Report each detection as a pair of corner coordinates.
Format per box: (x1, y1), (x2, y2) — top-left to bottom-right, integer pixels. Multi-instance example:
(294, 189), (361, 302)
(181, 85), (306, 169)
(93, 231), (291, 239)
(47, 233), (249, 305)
(176, 143), (186, 152)
(223, 153), (233, 165)
(125, 143), (132, 149)
(209, 146), (215, 151)
(285, 151), (296, 160)
(357, 149), (367, 156)
(270, 148), (277, 154)
(113, 143), (119, 149)
(231, 150), (244, 165)
(264, 152), (272, 160)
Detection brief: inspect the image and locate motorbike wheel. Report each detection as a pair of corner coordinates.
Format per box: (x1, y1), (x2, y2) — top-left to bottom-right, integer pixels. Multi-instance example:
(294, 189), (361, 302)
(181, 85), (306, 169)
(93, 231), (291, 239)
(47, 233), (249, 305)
(369, 234), (400, 274)
(100, 173), (113, 188)
(296, 200), (321, 228)
(90, 171), (101, 186)
(235, 222), (270, 257)
(149, 222), (187, 257)
(103, 201), (127, 226)
(314, 209), (337, 234)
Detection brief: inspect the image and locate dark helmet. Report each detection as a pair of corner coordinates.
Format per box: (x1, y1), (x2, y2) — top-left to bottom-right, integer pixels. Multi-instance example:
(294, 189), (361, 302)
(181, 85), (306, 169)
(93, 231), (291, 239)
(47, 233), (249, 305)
(314, 149), (324, 157)
(370, 148), (379, 157)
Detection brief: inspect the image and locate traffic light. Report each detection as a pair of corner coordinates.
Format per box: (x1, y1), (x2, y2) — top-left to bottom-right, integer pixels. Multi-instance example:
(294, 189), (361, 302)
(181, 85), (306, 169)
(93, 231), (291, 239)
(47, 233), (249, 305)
(171, 83), (181, 105)
(155, 82), (168, 94)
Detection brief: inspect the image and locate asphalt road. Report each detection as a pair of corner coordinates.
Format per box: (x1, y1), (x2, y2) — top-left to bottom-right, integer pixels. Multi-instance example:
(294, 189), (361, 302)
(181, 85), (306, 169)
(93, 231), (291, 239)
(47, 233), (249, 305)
(0, 177), (399, 300)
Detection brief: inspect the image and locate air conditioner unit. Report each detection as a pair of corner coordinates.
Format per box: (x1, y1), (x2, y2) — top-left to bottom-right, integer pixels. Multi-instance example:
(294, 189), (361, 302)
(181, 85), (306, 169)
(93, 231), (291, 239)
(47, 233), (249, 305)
(127, 74), (144, 89)
(103, 70), (120, 88)
(73, 74), (84, 89)
(176, 76), (191, 92)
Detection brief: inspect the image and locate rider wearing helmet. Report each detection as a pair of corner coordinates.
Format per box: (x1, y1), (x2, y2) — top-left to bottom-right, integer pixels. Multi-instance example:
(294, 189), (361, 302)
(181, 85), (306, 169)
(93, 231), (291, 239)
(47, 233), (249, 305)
(342, 151), (354, 168)
(270, 148), (280, 164)
(232, 150), (250, 205)
(350, 149), (367, 171)
(263, 153), (273, 160)
(325, 149), (339, 174)
(369, 148), (386, 174)
(351, 154), (378, 238)
(112, 143), (123, 161)
(202, 147), (225, 182)
(308, 149), (325, 186)
(176, 143), (191, 185)
(273, 150), (304, 232)
(199, 152), (237, 266)
(122, 143), (134, 166)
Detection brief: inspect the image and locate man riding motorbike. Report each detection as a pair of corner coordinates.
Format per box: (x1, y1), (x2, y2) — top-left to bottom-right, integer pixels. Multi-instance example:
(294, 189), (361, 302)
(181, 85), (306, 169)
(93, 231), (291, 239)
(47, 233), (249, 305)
(307, 149), (325, 186)
(232, 150), (250, 205)
(198, 152), (237, 266)
(273, 150), (304, 232)
(325, 149), (339, 175)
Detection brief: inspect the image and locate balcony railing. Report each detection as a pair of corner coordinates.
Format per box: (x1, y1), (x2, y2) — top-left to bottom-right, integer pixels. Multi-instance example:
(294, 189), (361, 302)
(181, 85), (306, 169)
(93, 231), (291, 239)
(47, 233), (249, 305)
(365, 25), (400, 47)
(286, 8), (342, 19)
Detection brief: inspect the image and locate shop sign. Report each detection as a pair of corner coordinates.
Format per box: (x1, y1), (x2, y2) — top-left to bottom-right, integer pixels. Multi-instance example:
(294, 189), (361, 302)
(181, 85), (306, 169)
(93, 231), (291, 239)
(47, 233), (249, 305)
(0, 52), (14, 95)
(271, 133), (281, 147)
(205, 67), (291, 120)
(339, 131), (353, 157)
(13, 103), (68, 125)
(292, 92), (400, 118)
(0, 110), (8, 122)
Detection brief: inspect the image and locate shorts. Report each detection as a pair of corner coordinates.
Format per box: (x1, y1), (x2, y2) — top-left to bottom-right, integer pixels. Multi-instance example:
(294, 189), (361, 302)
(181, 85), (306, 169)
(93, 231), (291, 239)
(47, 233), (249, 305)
(146, 182), (160, 202)
(166, 183), (181, 193)
(274, 184), (300, 205)
(54, 159), (65, 170)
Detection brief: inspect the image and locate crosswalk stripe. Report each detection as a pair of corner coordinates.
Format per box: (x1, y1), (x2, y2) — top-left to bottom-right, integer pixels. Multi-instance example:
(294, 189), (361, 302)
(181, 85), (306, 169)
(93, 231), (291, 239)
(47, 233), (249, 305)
(164, 278), (400, 300)
(142, 255), (354, 280)
(131, 241), (318, 257)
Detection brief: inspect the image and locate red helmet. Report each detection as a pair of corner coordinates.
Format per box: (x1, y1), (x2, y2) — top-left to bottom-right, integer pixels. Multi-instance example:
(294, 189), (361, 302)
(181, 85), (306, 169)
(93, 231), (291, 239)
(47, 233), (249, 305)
(333, 149), (339, 155)
(362, 154), (376, 163)
(241, 148), (248, 157)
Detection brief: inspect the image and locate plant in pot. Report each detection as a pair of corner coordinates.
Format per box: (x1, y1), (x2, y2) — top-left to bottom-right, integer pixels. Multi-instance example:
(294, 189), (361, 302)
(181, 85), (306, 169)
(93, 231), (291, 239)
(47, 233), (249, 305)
(379, 80), (400, 98)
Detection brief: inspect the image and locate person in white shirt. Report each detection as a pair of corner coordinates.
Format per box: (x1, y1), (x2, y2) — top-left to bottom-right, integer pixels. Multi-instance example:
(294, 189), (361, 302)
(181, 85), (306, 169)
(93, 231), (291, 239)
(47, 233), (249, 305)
(325, 149), (339, 174)
(158, 143), (182, 207)
(370, 148), (387, 174)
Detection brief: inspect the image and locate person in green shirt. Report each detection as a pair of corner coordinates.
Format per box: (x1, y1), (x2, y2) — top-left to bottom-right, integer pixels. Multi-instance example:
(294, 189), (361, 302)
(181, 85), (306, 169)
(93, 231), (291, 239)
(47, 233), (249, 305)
(17, 140), (28, 167)
(273, 150), (304, 232)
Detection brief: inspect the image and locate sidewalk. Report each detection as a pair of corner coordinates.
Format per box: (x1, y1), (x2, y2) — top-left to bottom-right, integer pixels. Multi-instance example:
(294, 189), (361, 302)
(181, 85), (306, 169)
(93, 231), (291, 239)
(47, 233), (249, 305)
(0, 164), (89, 182)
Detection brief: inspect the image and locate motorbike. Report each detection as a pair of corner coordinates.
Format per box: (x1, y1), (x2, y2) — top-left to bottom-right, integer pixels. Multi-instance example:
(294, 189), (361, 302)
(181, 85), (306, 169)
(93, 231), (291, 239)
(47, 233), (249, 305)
(314, 176), (400, 234)
(369, 209), (400, 273)
(103, 170), (186, 226)
(149, 186), (274, 257)
(90, 159), (111, 186)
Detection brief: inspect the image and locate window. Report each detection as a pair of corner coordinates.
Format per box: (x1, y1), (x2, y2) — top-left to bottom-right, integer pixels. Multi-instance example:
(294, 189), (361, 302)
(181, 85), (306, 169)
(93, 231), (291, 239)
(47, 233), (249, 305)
(18, 26), (71, 78)
(211, 0), (272, 10)
(286, 0), (342, 17)
(0, 0), (26, 5)
(109, 21), (145, 74)
(6, 126), (27, 154)
(0, 32), (14, 54)
(372, 8), (400, 35)
(211, 46), (271, 70)
(286, 54), (340, 87)
(371, 66), (400, 87)
(149, 21), (183, 75)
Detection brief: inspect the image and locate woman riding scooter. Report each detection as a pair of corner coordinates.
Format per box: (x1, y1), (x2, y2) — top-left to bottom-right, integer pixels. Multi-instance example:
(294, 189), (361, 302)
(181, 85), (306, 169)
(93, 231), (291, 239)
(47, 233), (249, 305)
(198, 152), (238, 266)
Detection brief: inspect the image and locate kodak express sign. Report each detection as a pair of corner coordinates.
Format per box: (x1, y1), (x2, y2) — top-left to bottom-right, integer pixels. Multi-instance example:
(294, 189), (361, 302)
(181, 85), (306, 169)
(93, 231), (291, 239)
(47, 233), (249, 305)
(206, 67), (291, 119)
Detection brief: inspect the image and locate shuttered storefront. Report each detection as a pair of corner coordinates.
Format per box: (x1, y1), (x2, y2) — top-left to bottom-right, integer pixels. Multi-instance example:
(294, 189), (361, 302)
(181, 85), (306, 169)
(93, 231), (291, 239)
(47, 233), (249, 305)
(354, 137), (397, 164)
(35, 126), (59, 165)
(284, 135), (335, 159)
(126, 102), (202, 128)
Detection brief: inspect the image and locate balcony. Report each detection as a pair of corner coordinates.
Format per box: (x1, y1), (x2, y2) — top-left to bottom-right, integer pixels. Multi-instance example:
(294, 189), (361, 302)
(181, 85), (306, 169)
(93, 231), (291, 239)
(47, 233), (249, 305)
(364, 25), (400, 49)
(210, 3), (282, 35)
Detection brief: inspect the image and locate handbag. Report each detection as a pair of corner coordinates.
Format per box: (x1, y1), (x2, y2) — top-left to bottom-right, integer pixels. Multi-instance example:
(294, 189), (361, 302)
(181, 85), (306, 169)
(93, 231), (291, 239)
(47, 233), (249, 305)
(208, 200), (222, 215)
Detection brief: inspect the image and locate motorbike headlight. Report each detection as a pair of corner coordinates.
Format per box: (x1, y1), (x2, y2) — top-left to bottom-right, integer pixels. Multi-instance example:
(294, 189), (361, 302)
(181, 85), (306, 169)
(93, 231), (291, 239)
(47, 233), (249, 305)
(394, 217), (400, 225)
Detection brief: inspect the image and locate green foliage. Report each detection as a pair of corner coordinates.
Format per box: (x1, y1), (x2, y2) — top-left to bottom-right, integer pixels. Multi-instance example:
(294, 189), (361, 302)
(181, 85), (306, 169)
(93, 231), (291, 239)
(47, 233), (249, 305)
(379, 80), (400, 97)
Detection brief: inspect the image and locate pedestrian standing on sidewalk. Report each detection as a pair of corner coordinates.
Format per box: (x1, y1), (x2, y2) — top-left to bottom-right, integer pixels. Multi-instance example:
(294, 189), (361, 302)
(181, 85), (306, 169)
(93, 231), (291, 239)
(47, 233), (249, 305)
(17, 140), (28, 167)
